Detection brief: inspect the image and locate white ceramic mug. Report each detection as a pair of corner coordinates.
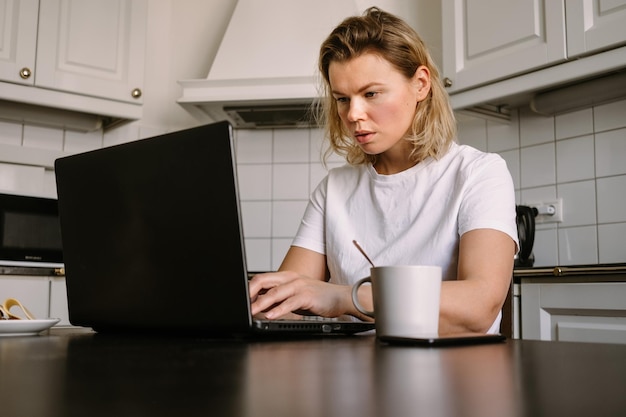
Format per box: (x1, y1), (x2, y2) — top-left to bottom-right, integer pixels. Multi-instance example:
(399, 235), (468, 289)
(351, 265), (442, 338)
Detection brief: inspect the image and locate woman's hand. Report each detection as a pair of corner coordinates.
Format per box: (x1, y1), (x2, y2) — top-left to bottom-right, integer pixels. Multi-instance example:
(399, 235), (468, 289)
(248, 245), (374, 321)
(248, 271), (351, 319)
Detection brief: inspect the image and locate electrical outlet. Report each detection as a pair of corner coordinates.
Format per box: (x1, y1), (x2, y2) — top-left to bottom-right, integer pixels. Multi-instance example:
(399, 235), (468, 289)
(525, 198), (563, 224)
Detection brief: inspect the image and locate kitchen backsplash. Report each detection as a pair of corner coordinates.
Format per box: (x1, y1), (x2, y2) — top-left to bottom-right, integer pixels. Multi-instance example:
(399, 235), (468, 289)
(236, 98), (626, 269)
(457, 99), (626, 267)
(1, 98), (624, 269)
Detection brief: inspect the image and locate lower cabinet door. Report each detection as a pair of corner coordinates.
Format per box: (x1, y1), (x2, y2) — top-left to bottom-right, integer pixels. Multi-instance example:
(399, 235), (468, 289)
(521, 281), (626, 344)
(49, 277), (71, 326)
(0, 276), (50, 320)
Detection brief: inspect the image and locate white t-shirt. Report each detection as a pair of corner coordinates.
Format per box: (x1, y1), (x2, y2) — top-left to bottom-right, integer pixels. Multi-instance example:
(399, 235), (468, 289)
(292, 143), (519, 333)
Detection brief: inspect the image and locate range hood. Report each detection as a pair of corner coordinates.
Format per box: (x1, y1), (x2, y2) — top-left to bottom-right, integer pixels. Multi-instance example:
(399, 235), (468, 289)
(178, 0), (360, 129)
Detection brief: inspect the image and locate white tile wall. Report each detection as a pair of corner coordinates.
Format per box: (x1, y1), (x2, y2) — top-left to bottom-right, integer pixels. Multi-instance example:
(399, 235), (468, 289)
(0, 121), (22, 145)
(595, 100), (626, 132)
(556, 135), (594, 182)
(23, 125), (63, 151)
(597, 176), (626, 223)
(272, 164), (309, 200)
(64, 129), (103, 154)
(487, 110), (520, 152)
(598, 223), (626, 263)
(458, 98), (626, 266)
(555, 108), (593, 140)
(237, 97), (625, 269)
(0, 163), (46, 195)
(596, 128), (626, 177)
(0, 120), (148, 198)
(234, 128), (334, 271)
(237, 165), (272, 200)
(521, 143), (556, 188)
(2, 98), (625, 270)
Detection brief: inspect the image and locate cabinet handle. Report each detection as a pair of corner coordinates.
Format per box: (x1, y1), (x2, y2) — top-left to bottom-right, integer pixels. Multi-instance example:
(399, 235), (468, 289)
(515, 265), (626, 277)
(443, 77), (452, 88)
(19, 68), (32, 79)
(131, 88), (142, 99)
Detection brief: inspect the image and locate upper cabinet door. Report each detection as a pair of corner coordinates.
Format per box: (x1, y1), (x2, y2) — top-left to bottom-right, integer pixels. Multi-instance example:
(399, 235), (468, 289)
(565, 0), (626, 57)
(442, 0), (567, 93)
(35, 0), (147, 104)
(0, 0), (38, 85)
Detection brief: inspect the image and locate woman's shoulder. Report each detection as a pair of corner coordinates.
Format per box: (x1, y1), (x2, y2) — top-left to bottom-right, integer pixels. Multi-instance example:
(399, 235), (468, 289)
(327, 163), (368, 178)
(312, 163), (367, 193)
(446, 143), (506, 166)
(433, 143), (509, 183)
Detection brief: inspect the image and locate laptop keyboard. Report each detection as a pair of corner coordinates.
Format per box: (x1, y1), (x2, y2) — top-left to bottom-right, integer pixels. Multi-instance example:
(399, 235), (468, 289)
(300, 316), (339, 322)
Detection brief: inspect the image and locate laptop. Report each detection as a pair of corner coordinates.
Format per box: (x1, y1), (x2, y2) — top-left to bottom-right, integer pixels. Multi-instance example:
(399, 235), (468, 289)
(54, 121), (374, 336)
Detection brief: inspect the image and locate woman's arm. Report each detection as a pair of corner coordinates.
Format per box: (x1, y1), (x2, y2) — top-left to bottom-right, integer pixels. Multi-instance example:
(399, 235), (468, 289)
(277, 246), (329, 279)
(250, 228), (514, 330)
(439, 228), (516, 334)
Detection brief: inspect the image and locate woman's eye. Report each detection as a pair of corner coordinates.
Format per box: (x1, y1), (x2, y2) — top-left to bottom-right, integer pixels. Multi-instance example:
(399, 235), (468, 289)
(335, 97), (348, 103)
(365, 91), (377, 98)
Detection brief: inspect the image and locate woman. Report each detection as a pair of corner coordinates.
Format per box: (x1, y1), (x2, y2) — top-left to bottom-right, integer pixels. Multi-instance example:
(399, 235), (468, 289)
(249, 7), (518, 334)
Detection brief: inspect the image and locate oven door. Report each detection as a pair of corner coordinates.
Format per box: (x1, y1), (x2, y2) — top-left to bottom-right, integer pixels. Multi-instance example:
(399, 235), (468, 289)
(0, 193), (63, 266)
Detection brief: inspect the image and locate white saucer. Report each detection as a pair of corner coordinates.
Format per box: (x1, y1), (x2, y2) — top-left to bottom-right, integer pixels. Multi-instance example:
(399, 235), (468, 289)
(0, 318), (61, 337)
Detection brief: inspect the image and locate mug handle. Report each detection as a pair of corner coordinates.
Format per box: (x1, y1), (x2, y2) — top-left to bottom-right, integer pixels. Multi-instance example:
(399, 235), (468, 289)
(351, 277), (375, 317)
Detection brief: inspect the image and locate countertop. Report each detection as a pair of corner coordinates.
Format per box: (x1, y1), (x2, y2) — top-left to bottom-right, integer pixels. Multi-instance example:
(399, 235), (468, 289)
(513, 263), (626, 282)
(1, 328), (626, 417)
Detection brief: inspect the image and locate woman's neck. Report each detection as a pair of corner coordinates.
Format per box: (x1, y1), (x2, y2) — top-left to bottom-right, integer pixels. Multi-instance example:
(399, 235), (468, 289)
(373, 159), (417, 175)
(373, 145), (418, 175)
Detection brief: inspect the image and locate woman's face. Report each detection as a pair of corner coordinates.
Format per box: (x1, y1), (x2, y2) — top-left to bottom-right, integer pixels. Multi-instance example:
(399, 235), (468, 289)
(329, 52), (430, 156)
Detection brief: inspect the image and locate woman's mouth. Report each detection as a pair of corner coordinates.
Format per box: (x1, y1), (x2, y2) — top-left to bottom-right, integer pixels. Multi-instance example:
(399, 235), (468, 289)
(354, 130), (374, 144)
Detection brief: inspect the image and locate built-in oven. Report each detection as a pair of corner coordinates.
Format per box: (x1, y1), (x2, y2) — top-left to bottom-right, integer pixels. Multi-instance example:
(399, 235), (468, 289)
(0, 193), (63, 269)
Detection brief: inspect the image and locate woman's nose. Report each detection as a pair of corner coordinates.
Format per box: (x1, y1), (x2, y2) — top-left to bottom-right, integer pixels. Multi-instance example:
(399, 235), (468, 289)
(347, 100), (365, 122)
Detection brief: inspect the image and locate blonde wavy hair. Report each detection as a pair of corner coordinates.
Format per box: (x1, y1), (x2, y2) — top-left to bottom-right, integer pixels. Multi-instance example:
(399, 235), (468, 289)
(315, 7), (456, 166)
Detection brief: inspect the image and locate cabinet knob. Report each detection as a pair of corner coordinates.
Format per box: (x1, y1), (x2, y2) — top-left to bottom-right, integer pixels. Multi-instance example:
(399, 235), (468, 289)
(131, 88), (142, 99)
(19, 68), (32, 79)
(443, 77), (453, 88)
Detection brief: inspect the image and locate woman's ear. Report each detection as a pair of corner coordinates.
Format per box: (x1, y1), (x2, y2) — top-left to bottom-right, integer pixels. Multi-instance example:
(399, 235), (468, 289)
(413, 65), (431, 102)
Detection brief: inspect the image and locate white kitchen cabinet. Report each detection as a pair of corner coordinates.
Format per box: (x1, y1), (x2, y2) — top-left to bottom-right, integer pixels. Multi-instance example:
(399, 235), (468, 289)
(0, 0), (39, 85)
(442, 0), (566, 93)
(565, 0), (626, 57)
(36, 0), (147, 104)
(0, 275), (71, 326)
(0, 0), (147, 126)
(521, 280), (626, 344)
(49, 277), (71, 326)
(0, 275), (50, 320)
(442, 0), (626, 96)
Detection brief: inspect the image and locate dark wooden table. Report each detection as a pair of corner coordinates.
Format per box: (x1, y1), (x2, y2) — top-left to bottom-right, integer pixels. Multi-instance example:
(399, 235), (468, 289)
(1, 328), (625, 417)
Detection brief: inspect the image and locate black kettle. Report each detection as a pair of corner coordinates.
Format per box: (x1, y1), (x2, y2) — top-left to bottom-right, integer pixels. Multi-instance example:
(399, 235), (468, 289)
(515, 205), (537, 267)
